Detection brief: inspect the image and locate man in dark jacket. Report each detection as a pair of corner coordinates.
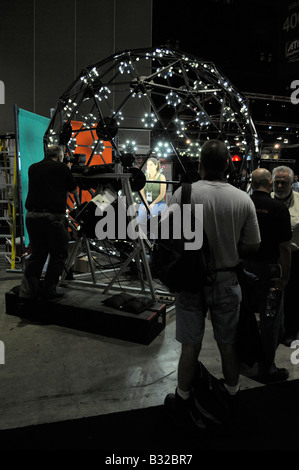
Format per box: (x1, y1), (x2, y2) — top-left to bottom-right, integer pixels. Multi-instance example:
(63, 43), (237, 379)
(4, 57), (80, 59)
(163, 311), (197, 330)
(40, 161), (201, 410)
(272, 165), (299, 346)
(19, 145), (77, 300)
(243, 168), (292, 383)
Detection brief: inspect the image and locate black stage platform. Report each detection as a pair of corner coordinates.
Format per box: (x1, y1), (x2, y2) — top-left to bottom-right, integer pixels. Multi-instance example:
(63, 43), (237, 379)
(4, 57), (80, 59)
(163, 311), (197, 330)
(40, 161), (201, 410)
(5, 285), (167, 345)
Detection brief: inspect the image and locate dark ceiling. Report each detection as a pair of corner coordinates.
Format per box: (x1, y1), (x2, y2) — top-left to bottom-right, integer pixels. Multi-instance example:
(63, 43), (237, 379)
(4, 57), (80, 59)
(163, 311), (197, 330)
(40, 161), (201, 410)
(153, 0), (285, 94)
(152, 0), (299, 158)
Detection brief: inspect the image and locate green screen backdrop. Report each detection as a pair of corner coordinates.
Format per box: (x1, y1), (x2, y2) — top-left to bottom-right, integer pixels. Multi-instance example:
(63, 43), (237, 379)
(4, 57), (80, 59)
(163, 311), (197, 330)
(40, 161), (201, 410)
(18, 108), (50, 247)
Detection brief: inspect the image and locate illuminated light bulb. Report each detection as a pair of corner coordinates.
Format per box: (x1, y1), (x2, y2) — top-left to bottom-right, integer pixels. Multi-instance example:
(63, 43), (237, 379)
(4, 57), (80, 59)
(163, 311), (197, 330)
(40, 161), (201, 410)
(157, 67), (173, 79)
(119, 61), (134, 74)
(83, 113), (97, 128)
(240, 104), (249, 116)
(223, 106), (235, 121)
(187, 141), (201, 158)
(63, 99), (77, 118)
(114, 111), (124, 126)
(154, 141), (172, 158)
(142, 113), (157, 128)
(80, 68), (99, 84)
(174, 118), (185, 133)
(92, 140), (105, 154)
(122, 140), (137, 153)
(68, 137), (78, 152)
(194, 80), (204, 90)
(48, 128), (57, 144)
(195, 111), (210, 127)
(166, 91), (181, 107)
(89, 67), (99, 79)
(96, 86), (111, 101)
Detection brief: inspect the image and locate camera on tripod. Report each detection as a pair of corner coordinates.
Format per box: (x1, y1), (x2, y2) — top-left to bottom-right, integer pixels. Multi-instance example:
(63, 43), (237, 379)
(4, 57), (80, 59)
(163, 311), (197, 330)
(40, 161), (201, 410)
(63, 153), (87, 167)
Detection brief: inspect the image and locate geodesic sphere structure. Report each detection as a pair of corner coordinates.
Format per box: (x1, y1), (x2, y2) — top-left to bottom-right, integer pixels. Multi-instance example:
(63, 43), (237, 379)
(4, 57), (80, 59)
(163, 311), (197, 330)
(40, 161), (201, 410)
(44, 46), (259, 180)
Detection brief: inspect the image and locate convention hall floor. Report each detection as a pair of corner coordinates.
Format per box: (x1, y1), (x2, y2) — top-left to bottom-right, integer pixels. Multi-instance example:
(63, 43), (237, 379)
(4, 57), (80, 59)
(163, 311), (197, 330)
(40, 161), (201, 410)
(0, 247), (298, 433)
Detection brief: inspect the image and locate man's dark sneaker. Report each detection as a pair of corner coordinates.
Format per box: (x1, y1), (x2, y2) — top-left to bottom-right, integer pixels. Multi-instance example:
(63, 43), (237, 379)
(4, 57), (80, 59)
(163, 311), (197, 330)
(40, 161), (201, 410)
(218, 379), (241, 420)
(164, 391), (206, 431)
(218, 378), (240, 406)
(258, 367), (289, 385)
(188, 393), (220, 428)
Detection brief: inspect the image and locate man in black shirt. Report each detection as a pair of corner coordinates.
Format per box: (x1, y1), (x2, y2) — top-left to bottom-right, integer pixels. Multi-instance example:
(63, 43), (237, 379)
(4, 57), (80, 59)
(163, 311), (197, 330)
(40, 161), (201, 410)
(19, 145), (77, 300)
(243, 168), (292, 383)
(272, 165), (299, 346)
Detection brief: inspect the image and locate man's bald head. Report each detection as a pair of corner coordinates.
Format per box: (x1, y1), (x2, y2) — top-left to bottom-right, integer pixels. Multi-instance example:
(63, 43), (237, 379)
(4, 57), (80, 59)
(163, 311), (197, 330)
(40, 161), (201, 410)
(251, 168), (272, 192)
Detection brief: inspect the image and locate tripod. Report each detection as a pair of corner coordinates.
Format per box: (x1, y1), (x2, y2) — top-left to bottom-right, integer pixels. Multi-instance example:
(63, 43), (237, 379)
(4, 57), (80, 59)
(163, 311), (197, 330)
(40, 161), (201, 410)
(61, 171), (157, 303)
(62, 230), (97, 284)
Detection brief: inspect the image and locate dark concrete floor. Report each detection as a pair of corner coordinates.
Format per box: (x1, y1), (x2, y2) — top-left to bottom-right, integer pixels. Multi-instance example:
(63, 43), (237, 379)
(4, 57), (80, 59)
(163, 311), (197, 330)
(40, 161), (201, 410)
(0, 249), (297, 431)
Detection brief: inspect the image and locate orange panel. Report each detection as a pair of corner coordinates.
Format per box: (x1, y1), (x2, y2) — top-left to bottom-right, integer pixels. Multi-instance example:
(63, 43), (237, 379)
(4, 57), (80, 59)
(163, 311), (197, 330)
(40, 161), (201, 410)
(67, 120), (113, 208)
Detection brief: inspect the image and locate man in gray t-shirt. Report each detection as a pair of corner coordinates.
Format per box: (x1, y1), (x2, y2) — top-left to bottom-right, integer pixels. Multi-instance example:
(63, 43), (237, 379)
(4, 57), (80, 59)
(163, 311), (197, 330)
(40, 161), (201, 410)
(172, 179), (260, 270)
(164, 140), (260, 428)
